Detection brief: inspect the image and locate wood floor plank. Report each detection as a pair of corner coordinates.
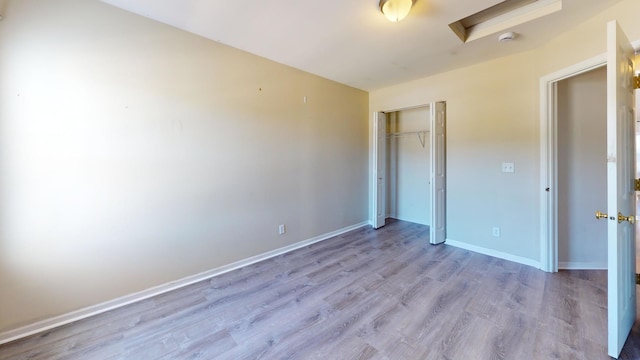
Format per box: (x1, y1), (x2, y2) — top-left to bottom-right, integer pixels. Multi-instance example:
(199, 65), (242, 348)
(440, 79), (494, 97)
(325, 339), (381, 360)
(487, 307), (537, 360)
(533, 328), (585, 360)
(2, 219), (640, 359)
(157, 329), (236, 360)
(0, 299), (157, 359)
(439, 312), (500, 360)
(577, 300), (608, 348)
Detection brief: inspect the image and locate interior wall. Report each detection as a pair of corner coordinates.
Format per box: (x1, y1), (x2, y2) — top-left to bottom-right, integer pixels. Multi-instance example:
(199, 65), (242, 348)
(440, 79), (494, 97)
(372, 52), (539, 260)
(0, 0), (369, 332)
(556, 67), (607, 268)
(369, 0), (640, 264)
(386, 107), (430, 225)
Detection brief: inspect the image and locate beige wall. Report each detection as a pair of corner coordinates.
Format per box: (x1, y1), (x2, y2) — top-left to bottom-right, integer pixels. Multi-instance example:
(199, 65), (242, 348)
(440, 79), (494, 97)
(557, 67), (607, 268)
(370, 0), (640, 262)
(0, 0), (368, 332)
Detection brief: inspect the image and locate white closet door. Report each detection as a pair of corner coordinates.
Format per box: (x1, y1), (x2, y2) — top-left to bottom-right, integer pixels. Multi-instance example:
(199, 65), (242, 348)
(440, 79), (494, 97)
(430, 102), (446, 244)
(373, 112), (387, 229)
(606, 20), (636, 359)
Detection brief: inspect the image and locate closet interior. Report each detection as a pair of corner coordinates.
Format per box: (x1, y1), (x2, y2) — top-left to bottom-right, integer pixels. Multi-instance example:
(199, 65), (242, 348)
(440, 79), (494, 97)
(385, 106), (431, 226)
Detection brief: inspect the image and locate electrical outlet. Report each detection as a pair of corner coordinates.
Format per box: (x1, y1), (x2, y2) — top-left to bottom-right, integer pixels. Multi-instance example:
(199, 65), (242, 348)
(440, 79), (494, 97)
(492, 227), (501, 237)
(279, 224), (286, 235)
(502, 162), (515, 173)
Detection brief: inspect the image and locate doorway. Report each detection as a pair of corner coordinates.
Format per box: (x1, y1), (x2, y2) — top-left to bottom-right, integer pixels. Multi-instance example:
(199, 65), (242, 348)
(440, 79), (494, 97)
(372, 102), (446, 244)
(556, 66), (607, 269)
(539, 55), (607, 272)
(541, 22), (637, 358)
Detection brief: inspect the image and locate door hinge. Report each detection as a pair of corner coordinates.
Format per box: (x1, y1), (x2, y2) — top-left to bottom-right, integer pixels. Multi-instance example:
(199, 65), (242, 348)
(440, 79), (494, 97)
(635, 75), (640, 90)
(635, 179), (640, 191)
(636, 273), (640, 285)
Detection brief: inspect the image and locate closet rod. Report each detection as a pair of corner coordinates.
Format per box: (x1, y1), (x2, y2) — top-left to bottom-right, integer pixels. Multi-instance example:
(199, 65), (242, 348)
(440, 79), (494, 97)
(386, 130), (429, 148)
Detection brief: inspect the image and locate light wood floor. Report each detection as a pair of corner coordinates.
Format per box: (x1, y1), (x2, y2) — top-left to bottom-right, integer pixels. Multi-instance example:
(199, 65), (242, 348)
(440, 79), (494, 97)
(2, 219), (640, 359)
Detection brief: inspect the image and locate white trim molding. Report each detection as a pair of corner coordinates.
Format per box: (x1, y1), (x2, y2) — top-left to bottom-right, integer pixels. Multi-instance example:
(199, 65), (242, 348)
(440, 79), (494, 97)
(558, 262), (607, 270)
(445, 238), (541, 269)
(0, 221), (370, 345)
(539, 54), (607, 273)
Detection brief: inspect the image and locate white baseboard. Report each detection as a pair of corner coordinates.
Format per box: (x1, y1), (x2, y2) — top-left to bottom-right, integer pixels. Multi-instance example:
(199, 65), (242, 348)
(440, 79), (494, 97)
(445, 238), (541, 269)
(0, 221), (370, 345)
(558, 261), (607, 270)
(387, 215), (428, 226)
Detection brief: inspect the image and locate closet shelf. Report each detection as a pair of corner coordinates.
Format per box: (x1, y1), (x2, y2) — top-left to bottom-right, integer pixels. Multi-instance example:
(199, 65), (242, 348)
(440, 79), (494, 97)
(386, 130), (429, 148)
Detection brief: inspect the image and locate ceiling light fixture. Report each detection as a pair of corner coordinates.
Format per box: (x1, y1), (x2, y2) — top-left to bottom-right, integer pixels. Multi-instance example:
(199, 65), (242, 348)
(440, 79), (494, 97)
(379, 0), (415, 23)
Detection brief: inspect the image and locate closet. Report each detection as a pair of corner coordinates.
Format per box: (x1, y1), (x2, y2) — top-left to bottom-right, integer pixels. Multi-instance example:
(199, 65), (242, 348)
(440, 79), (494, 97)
(385, 106), (430, 225)
(373, 101), (445, 244)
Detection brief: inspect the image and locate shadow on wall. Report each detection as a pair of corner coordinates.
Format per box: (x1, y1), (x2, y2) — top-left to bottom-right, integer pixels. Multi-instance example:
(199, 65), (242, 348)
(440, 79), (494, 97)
(0, 0), (368, 333)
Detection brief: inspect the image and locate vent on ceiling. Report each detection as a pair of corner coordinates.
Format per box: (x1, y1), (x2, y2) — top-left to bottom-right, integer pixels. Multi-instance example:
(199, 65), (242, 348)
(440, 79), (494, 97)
(449, 0), (562, 43)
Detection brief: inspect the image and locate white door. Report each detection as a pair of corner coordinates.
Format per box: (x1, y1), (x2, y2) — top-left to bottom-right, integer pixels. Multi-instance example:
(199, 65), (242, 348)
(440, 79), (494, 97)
(606, 20), (636, 359)
(430, 102), (446, 244)
(373, 112), (387, 229)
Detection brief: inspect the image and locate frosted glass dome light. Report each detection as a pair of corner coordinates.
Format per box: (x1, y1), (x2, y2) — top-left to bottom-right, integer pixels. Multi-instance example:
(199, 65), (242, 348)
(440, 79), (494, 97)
(380, 0), (414, 22)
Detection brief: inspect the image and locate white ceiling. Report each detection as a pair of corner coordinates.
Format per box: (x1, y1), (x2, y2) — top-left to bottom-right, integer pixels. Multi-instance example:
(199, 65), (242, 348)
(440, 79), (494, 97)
(99, 0), (623, 91)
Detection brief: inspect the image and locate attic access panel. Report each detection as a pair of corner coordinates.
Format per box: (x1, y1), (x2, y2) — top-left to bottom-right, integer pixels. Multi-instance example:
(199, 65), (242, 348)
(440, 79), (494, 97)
(449, 0), (562, 43)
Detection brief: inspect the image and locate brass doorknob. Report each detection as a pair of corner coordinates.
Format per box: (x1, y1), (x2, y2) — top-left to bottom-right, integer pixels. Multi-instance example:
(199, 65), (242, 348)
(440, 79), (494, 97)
(595, 211), (608, 220)
(618, 212), (636, 224)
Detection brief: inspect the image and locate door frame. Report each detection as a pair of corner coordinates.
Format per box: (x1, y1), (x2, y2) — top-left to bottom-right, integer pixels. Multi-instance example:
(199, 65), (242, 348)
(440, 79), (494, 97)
(371, 101), (446, 244)
(539, 40), (640, 272)
(539, 54), (607, 272)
